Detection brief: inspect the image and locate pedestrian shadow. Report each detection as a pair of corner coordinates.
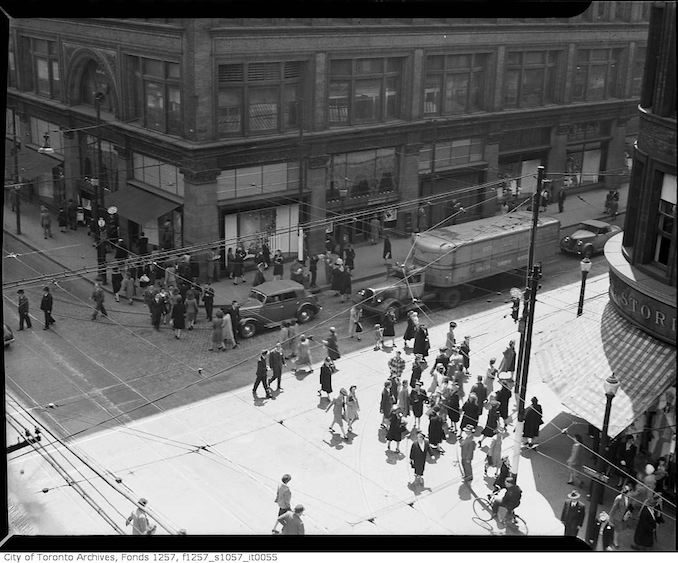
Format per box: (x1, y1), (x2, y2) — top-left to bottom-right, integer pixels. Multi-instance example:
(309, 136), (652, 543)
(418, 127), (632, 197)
(316, 397), (330, 410)
(384, 449), (405, 465)
(293, 368), (313, 381)
(252, 396), (268, 407)
(407, 480), (432, 495)
(323, 433), (345, 450)
(458, 482), (473, 501)
(377, 427), (387, 443)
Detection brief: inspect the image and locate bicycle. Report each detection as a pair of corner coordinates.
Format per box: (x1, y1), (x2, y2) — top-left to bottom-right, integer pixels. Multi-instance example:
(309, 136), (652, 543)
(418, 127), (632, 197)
(472, 492), (528, 534)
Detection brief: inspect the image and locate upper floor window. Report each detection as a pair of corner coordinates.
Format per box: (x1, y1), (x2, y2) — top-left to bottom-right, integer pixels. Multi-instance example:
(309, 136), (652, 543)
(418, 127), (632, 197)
(328, 148), (397, 200)
(572, 48), (621, 102)
(423, 53), (488, 116)
(630, 45), (646, 97)
(653, 173), (676, 269)
(217, 61), (305, 137)
(127, 56), (181, 135)
(8, 44), (16, 88)
(132, 152), (184, 197)
(216, 162), (299, 200)
(328, 57), (402, 125)
(418, 138), (484, 173)
(504, 51), (559, 108)
(20, 37), (60, 99)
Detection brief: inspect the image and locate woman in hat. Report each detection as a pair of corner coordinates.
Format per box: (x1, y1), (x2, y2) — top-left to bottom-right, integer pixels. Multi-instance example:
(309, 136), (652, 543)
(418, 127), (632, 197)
(459, 336), (471, 374)
(171, 295), (186, 339)
(319, 356), (335, 399)
(397, 379), (410, 418)
(345, 385), (360, 434)
(523, 396), (543, 448)
(496, 377), (512, 428)
(380, 380), (394, 429)
(498, 340), (516, 376)
(484, 428), (504, 477)
(413, 323), (430, 358)
(184, 289), (199, 330)
(381, 309), (396, 348)
(323, 327), (340, 361)
(459, 393), (480, 437)
(480, 394), (500, 446)
(121, 270), (136, 305)
(403, 310), (418, 348)
(294, 335), (313, 375)
(386, 407), (405, 453)
(445, 321), (457, 350)
(409, 431), (432, 485)
(326, 388), (348, 439)
(444, 381), (461, 434)
(484, 358), (498, 399)
(592, 511), (616, 551)
(126, 498), (156, 535)
(409, 381), (429, 430)
(208, 309), (225, 352)
(348, 304), (362, 341)
(427, 406), (445, 452)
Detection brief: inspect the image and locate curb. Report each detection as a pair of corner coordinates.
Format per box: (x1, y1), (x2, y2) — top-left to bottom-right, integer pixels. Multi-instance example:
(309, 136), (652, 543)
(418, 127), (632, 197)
(3, 209), (624, 301)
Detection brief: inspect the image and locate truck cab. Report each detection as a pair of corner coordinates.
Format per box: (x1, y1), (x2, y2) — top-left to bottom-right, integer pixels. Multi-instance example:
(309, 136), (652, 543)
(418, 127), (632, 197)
(353, 264), (427, 320)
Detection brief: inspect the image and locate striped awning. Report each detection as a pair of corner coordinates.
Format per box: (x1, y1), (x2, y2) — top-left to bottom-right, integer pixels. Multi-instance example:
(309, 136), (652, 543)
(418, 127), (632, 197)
(532, 297), (676, 438)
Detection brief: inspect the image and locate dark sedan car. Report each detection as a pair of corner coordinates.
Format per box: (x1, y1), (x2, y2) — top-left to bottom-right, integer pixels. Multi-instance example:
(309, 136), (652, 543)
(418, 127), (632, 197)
(235, 280), (321, 338)
(4, 323), (15, 347)
(560, 220), (622, 257)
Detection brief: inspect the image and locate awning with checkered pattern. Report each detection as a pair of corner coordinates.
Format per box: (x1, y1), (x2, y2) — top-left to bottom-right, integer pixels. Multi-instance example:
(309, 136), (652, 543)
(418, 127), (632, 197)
(532, 297), (676, 438)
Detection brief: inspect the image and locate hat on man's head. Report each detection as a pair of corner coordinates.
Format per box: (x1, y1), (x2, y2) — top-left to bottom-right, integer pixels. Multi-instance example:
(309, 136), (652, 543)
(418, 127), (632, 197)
(463, 424), (474, 433)
(505, 477), (515, 486)
(17, 289), (24, 294)
(294, 504), (305, 514)
(449, 322), (457, 328)
(43, 286), (50, 292)
(138, 498), (148, 506)
(567, 490), (580, 500)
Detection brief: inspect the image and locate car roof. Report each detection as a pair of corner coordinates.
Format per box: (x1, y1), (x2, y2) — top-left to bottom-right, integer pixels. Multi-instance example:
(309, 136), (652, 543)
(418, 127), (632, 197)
(580, 220), (611, 229)
(251, 280), (304, 294)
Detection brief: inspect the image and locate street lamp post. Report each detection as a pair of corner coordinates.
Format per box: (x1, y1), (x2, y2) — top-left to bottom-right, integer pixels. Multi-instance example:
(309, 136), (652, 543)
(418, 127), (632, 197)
(585, 373), (621, 545)
(11, 111), (22, 235)
(577, 257), (592, 317)
(93, 92), (107, 284)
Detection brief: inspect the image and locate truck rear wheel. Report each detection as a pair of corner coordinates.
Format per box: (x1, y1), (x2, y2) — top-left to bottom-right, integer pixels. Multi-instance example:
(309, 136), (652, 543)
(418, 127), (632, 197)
(440, 288), (462, 309)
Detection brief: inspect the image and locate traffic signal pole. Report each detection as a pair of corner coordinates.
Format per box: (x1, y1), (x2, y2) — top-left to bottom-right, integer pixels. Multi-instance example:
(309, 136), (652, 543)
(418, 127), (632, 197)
(511, 166), (545, 482)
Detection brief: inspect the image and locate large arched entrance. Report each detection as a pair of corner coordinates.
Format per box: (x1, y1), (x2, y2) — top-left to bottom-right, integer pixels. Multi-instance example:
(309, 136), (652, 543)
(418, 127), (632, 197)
(78, 59), (116, 113)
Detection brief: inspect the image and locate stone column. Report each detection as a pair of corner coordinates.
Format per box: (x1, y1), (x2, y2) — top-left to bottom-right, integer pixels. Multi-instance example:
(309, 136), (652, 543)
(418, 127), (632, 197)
(180, 164), (219, 282)
(606, 118), (627, 189)
(492, 46), (505, 111)
(562, 44), (577, 103)
(62, 130), (80, 202)
(483, 132), (501, 217)
(549, 125), (568, 198)
(410, 49), (424, 121)
(312, 52), (327, 131)
(397, 143), (421, 234)
(307, 154), (329, 259)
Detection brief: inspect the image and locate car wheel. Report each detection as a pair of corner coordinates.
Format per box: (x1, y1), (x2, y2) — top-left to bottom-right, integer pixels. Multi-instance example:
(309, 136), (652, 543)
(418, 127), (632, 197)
(240, 321), (257, 339)
(297, 306), (315, 324)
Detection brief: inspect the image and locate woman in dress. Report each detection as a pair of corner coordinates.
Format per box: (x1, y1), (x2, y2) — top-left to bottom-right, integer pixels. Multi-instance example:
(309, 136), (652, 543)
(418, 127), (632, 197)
(427, 406), (445, 452)
(294, 335), (313, 374)
(208, 309), (225, 352)
(484, 428), (503, 477)
(409, 381), (429, 430)
(459, 393), (480, 437)
(498, 340), (516, 376)
(184, 291), (199, 330)
(171, 296), (186, 339)
(380, 381), (394, 429)
(319, 356), (334, 399)
(410, 431), (432, 485)
(523, 396), (543, 448)
(397, 380), (410, 418)
(496, 381), (512, 427)
(325, 388), (347, 439)
(345, 386), (360, 434)
(381, 309), (396, 348)
(323, 327), (341, 361)
(348, 305), (362, 341)
(413, 324), (430, 358)
(446, 383), (461, 434)
(403, 311), (418, 348)
(459, 336), (471, 374)
(479, 394), (500, 446)
(445, 321), (457, 350)
(222, 311), (236, 350)
(386, 408), (405, 453)
(122, 271), (136, 305)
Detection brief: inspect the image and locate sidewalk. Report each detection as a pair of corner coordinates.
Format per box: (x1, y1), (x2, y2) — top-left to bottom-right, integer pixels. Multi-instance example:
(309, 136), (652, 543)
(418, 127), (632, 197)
(3, 182), (627, 306)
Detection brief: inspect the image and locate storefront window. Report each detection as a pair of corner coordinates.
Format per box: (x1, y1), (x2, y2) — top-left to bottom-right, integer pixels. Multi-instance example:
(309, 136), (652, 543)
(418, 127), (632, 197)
(424, 53), (487, 116)
(329, 148), (398, 200)
(653, 174), (676, 268)
(572, 48), (621, 102)
(504, 50), (559, 108)
(217, 61), (305, 136)
(418, 138), (484, 173)
(328, 57), (402, 125)
(83, 136), (118, 193)
(216, 162), (299, 200)
(565, 142), (603, 187)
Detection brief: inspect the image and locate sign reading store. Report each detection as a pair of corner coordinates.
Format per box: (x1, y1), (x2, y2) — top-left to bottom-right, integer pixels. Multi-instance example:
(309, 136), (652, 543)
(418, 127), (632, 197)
(608, 271), (676, 345)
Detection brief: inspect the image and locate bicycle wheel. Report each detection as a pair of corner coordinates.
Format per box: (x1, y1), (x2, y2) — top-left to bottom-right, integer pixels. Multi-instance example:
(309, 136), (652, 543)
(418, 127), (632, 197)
(505, 512), (528, 535)
(472, 496), (494, 522)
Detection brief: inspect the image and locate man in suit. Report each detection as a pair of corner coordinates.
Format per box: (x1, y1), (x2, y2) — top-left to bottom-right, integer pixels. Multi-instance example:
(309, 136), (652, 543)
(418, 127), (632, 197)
(40, 286), (55, 330)
(253, 349), (272, 399)
(17, 289), (32, 330)
(561, 490), (586, 537)
(267, 342), (286, 391)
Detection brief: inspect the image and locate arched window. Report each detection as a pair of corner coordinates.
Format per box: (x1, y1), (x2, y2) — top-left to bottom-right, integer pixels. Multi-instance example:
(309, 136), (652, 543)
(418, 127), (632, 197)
(79, 59), (115, 113)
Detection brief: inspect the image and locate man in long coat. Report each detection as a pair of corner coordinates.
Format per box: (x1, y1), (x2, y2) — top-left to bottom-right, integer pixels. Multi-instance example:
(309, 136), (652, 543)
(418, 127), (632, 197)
(253, 350), (272, 399)
(561, 490), (586, 537)
(40, 286), (54, 330)
(413, 324), (430, 358)
(323, 327), (340, 361)
(460, 427), (476, 482)
(498, 340), (516, 376)
(267, 342), (286, 391)
(632, 494), (664, 550)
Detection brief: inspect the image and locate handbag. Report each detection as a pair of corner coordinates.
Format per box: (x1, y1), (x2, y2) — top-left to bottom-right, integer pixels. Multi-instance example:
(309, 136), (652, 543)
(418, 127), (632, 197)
(355, 322), (363, 333)
(622, 509), (632, 522)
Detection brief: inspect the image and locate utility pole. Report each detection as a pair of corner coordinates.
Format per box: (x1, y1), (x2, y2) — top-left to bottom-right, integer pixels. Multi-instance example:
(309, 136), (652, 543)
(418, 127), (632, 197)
(514, 167), (544, 400)
(94, 92), (107, 284)
(511, 166), (545, 482)
(12, 111), (22, 235)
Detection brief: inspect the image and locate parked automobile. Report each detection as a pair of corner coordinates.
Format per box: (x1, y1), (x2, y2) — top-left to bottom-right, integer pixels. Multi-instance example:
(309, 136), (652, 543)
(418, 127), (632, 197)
(4, 324), (15, 347)
(560, 220), (622, 257)
(234, 280), (321, 338)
